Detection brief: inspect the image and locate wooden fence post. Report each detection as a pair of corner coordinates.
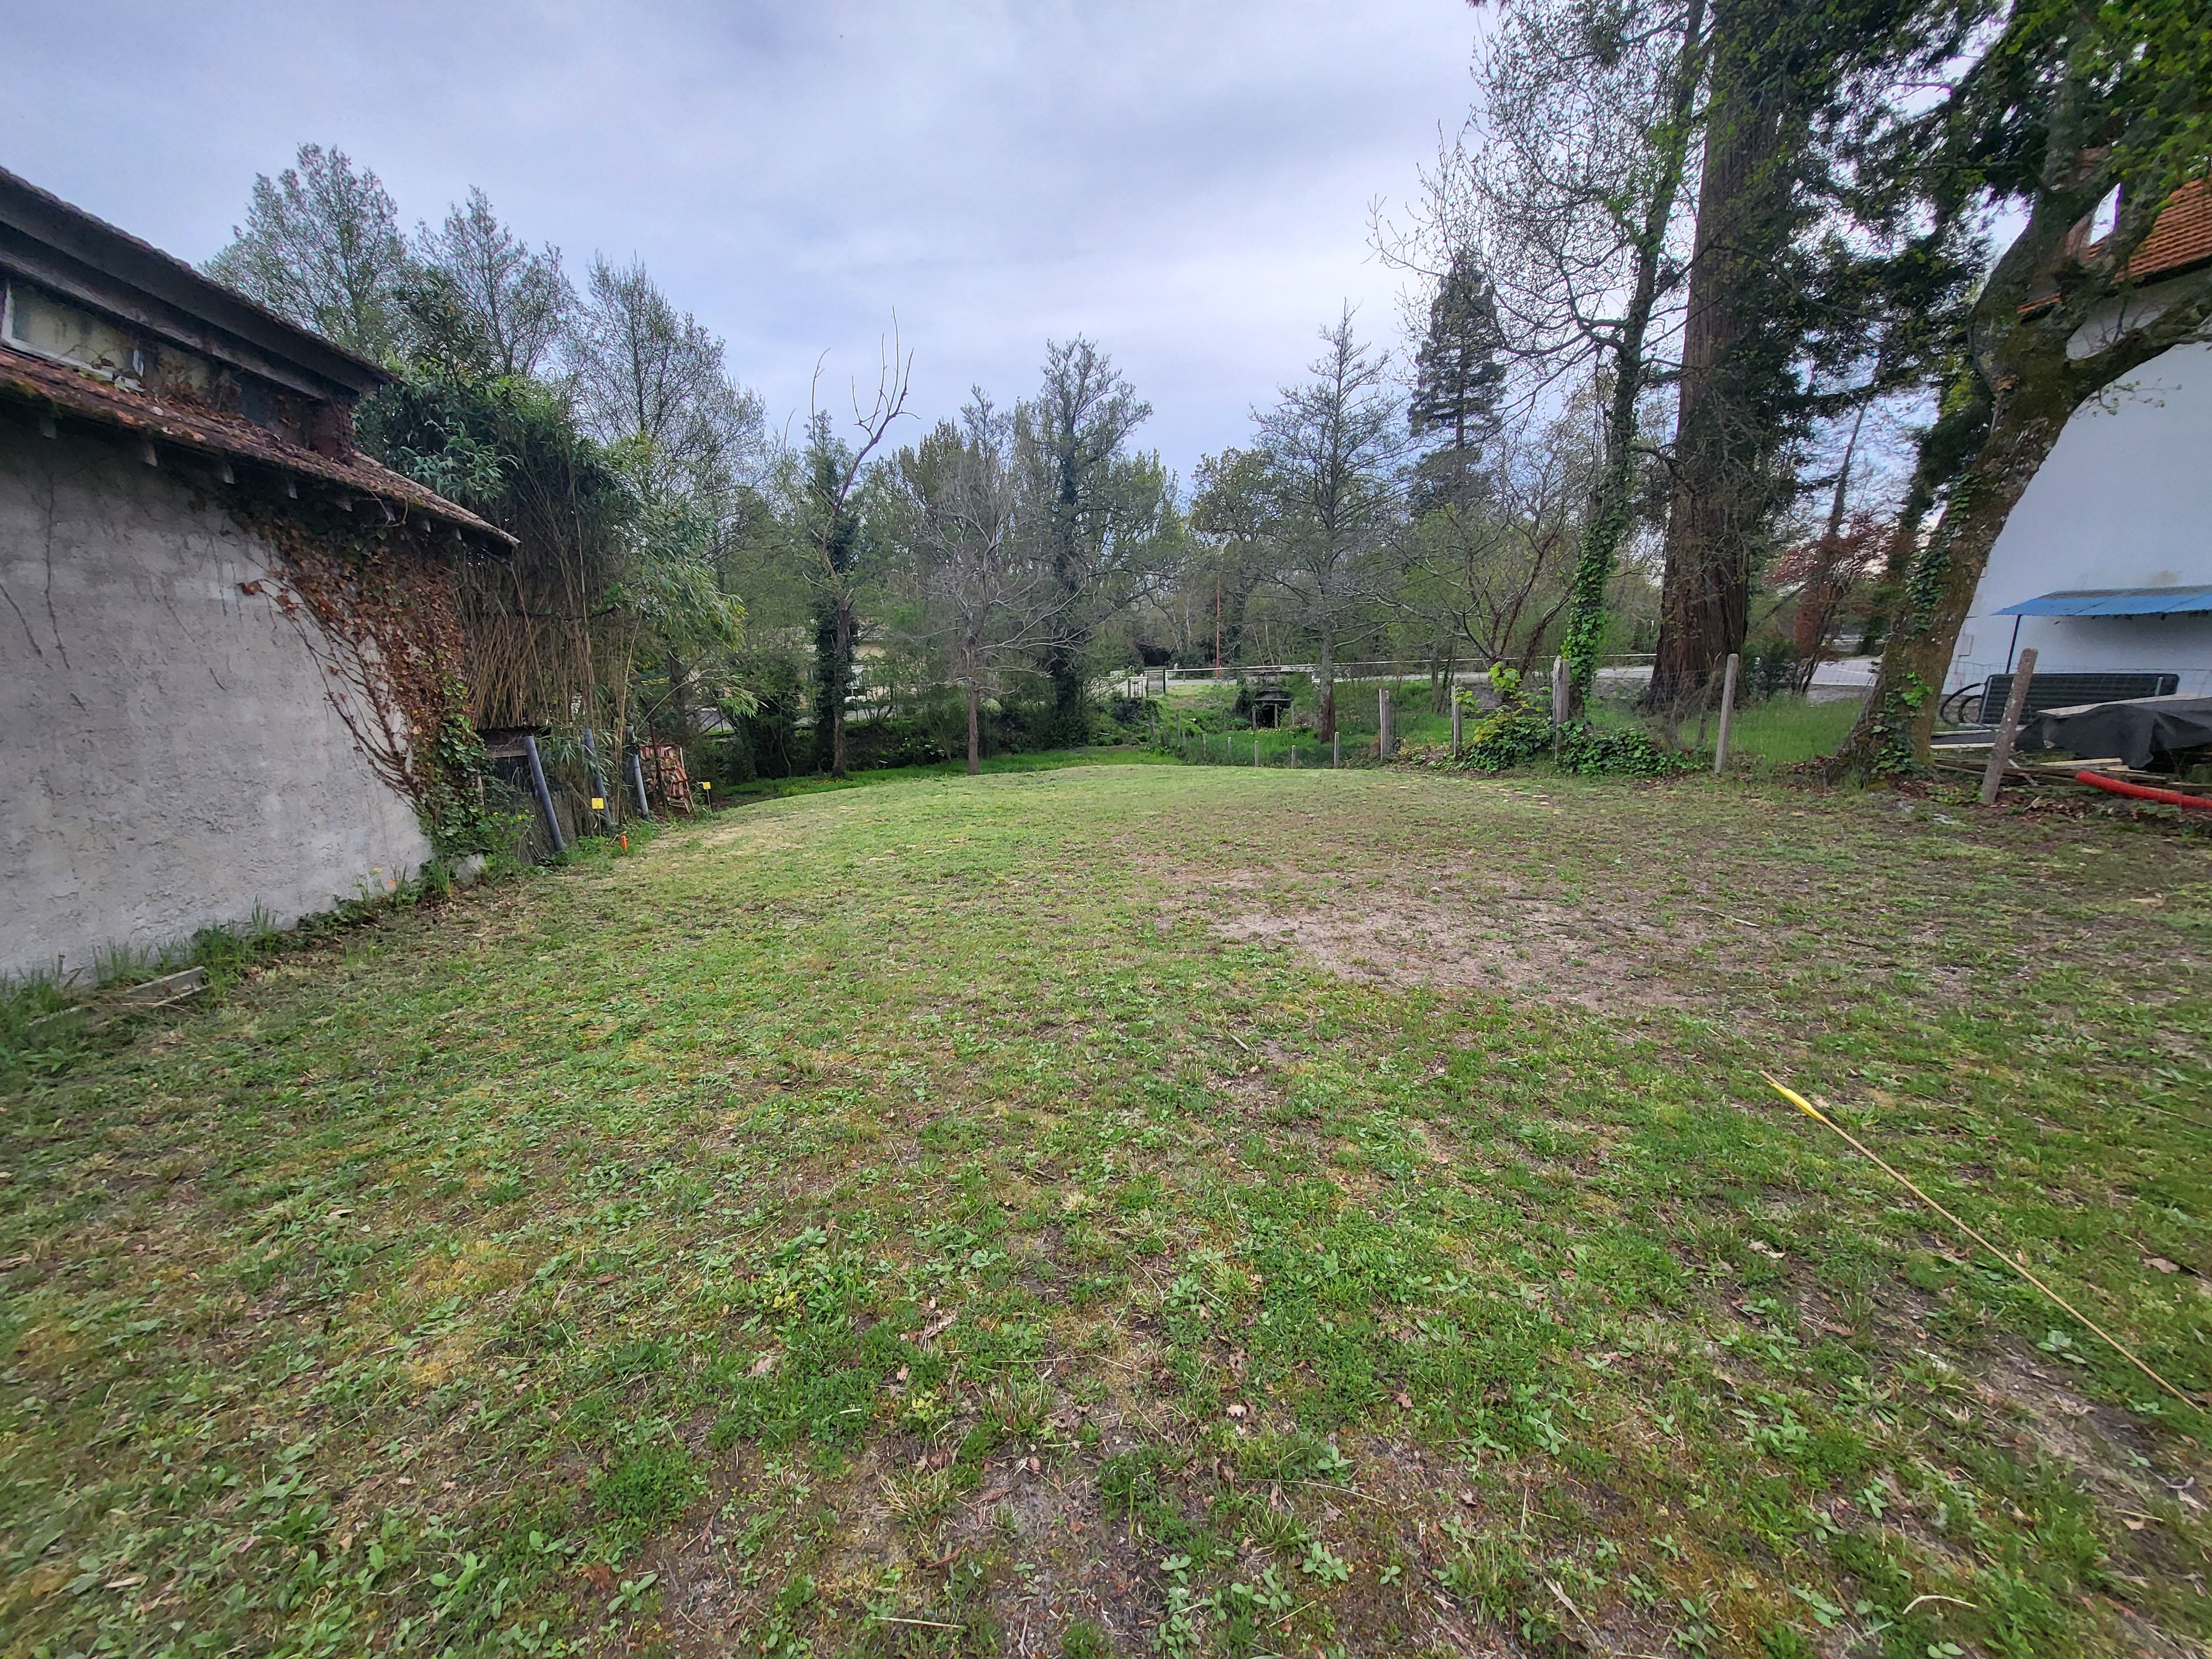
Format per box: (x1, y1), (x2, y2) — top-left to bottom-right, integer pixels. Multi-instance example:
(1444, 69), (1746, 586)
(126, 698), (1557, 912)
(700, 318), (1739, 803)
(1451, 695), (1463, 758)
(1333, 731), (1340, 768)
(1981, 646), (2038, 806)
(1713, 652), (1741, 774)
(1379, 687), (1394, 759)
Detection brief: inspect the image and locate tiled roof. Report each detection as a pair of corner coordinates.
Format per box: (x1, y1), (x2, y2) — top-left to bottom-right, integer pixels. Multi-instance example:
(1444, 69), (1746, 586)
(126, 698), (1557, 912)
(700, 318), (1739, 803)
(2122, 178), (2212, 283)
(0, 343), (512, 543)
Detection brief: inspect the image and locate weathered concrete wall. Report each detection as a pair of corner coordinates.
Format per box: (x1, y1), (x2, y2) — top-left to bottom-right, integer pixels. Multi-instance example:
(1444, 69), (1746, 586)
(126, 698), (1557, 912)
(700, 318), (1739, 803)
(0, 420), (431, 982)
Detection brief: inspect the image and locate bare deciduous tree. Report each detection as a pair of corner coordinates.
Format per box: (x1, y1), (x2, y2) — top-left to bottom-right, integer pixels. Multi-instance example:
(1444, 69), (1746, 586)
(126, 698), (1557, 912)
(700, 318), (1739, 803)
(1380, 0), (1710, 704)
(1397, 399), (1600, 682)
(1229, 307), (1406, 742)
(892, 398), (1063, 773)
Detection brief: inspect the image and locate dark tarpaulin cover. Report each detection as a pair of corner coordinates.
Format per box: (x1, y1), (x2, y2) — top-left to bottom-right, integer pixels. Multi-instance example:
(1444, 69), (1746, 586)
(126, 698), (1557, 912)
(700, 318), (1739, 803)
(2017, 696), (2212, 769)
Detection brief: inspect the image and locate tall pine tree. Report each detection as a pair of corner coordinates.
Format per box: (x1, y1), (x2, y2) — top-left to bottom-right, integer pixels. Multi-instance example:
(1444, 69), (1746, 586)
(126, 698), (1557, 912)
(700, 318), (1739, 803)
(1408, 251), (1507, 510)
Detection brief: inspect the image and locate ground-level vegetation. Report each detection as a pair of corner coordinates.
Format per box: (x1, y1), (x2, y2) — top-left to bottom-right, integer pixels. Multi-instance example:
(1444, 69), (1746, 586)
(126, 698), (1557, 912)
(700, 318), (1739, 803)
(4, 764), (2206, 1657)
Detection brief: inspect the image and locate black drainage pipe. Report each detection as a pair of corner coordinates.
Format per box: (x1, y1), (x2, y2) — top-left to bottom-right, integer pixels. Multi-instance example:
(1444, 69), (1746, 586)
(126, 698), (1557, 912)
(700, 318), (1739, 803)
(522, 734), (567, 855)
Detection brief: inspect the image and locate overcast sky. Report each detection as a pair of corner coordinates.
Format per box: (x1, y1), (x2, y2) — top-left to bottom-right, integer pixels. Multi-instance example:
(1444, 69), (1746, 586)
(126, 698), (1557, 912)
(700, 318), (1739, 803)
(4, 1), (1485, 482)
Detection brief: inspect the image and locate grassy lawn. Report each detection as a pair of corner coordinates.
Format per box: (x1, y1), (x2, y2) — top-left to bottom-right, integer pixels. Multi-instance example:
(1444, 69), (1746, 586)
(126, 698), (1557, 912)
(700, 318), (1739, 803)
(1156, 682), (1867, 772)
(1716, 700), (1868, 768)
(716, 747), (1178, 805)
(4, 765), (2209, 1657)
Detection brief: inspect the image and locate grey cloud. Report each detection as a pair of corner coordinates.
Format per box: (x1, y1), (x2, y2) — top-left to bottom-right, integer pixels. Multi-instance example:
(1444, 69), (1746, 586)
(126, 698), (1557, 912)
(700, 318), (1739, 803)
(1, 0), (1481, 475)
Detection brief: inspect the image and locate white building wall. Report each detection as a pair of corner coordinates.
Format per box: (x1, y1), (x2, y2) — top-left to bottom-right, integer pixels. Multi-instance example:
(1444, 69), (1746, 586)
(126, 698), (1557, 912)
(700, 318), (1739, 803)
(0, 425), (432, 983)
(1950, 338), (2212, 698)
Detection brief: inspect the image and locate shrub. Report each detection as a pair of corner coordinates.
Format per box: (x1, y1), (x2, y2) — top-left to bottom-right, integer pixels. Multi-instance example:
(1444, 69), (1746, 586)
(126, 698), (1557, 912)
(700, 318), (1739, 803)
(1448, 678), (1699, 779)
(1555, 724), (1698, 778)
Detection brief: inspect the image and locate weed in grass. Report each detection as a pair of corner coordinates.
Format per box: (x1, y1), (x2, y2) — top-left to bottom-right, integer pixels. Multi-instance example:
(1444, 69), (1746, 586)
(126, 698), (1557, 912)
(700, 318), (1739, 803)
(881, 1463), (956, 1536)
(598, 1442), (700, 1532)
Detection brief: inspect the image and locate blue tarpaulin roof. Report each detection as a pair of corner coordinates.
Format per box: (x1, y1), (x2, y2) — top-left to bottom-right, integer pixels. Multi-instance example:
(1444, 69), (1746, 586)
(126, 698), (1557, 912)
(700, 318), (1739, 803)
(1996, 586), (2212, 617)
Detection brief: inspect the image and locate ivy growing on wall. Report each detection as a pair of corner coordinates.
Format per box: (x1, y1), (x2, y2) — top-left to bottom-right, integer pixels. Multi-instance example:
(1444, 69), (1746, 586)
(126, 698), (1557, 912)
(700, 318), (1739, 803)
(228, 492), (497, 855)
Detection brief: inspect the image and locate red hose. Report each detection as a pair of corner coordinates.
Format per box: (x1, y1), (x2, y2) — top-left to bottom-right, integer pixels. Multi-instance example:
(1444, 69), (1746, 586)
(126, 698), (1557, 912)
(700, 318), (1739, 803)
(2074, 770), (2212, 811)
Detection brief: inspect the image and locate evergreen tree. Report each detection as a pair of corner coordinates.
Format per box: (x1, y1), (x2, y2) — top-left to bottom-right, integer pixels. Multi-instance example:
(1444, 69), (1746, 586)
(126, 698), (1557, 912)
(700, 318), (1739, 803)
(1408, 249), (1506, 508)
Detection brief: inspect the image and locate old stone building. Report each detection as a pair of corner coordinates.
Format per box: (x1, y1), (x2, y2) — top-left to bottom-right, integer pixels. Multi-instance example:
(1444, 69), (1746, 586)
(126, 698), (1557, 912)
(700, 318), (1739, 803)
(0, 167), (507, 984)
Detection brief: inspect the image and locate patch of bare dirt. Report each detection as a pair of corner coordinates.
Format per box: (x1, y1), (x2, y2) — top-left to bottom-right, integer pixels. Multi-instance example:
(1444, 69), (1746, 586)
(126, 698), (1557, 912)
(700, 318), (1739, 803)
(1148, 859), (1720, 1015)
(1975, 1349), (2198, 1514)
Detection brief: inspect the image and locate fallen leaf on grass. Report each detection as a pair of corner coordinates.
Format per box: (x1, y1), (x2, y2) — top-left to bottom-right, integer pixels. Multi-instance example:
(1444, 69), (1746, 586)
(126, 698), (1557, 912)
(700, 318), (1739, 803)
(2145, 1256), (2182, 1274)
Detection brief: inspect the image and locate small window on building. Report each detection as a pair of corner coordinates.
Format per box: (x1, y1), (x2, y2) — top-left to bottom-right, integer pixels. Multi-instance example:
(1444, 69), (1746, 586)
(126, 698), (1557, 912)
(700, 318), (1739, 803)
(2089, 185), (2121, 246)
(3, 281), (146, 385)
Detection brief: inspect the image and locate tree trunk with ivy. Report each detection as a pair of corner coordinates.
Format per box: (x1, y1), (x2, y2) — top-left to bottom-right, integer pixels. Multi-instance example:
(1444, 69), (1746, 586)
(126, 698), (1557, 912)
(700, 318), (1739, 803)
(1557, 0), (1709, 707)
(811, 587), (855, 779)
(1834, 0), (2212, 774)
(1840, 384), (2068, 771)
(1645, 0), (1807, 711)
